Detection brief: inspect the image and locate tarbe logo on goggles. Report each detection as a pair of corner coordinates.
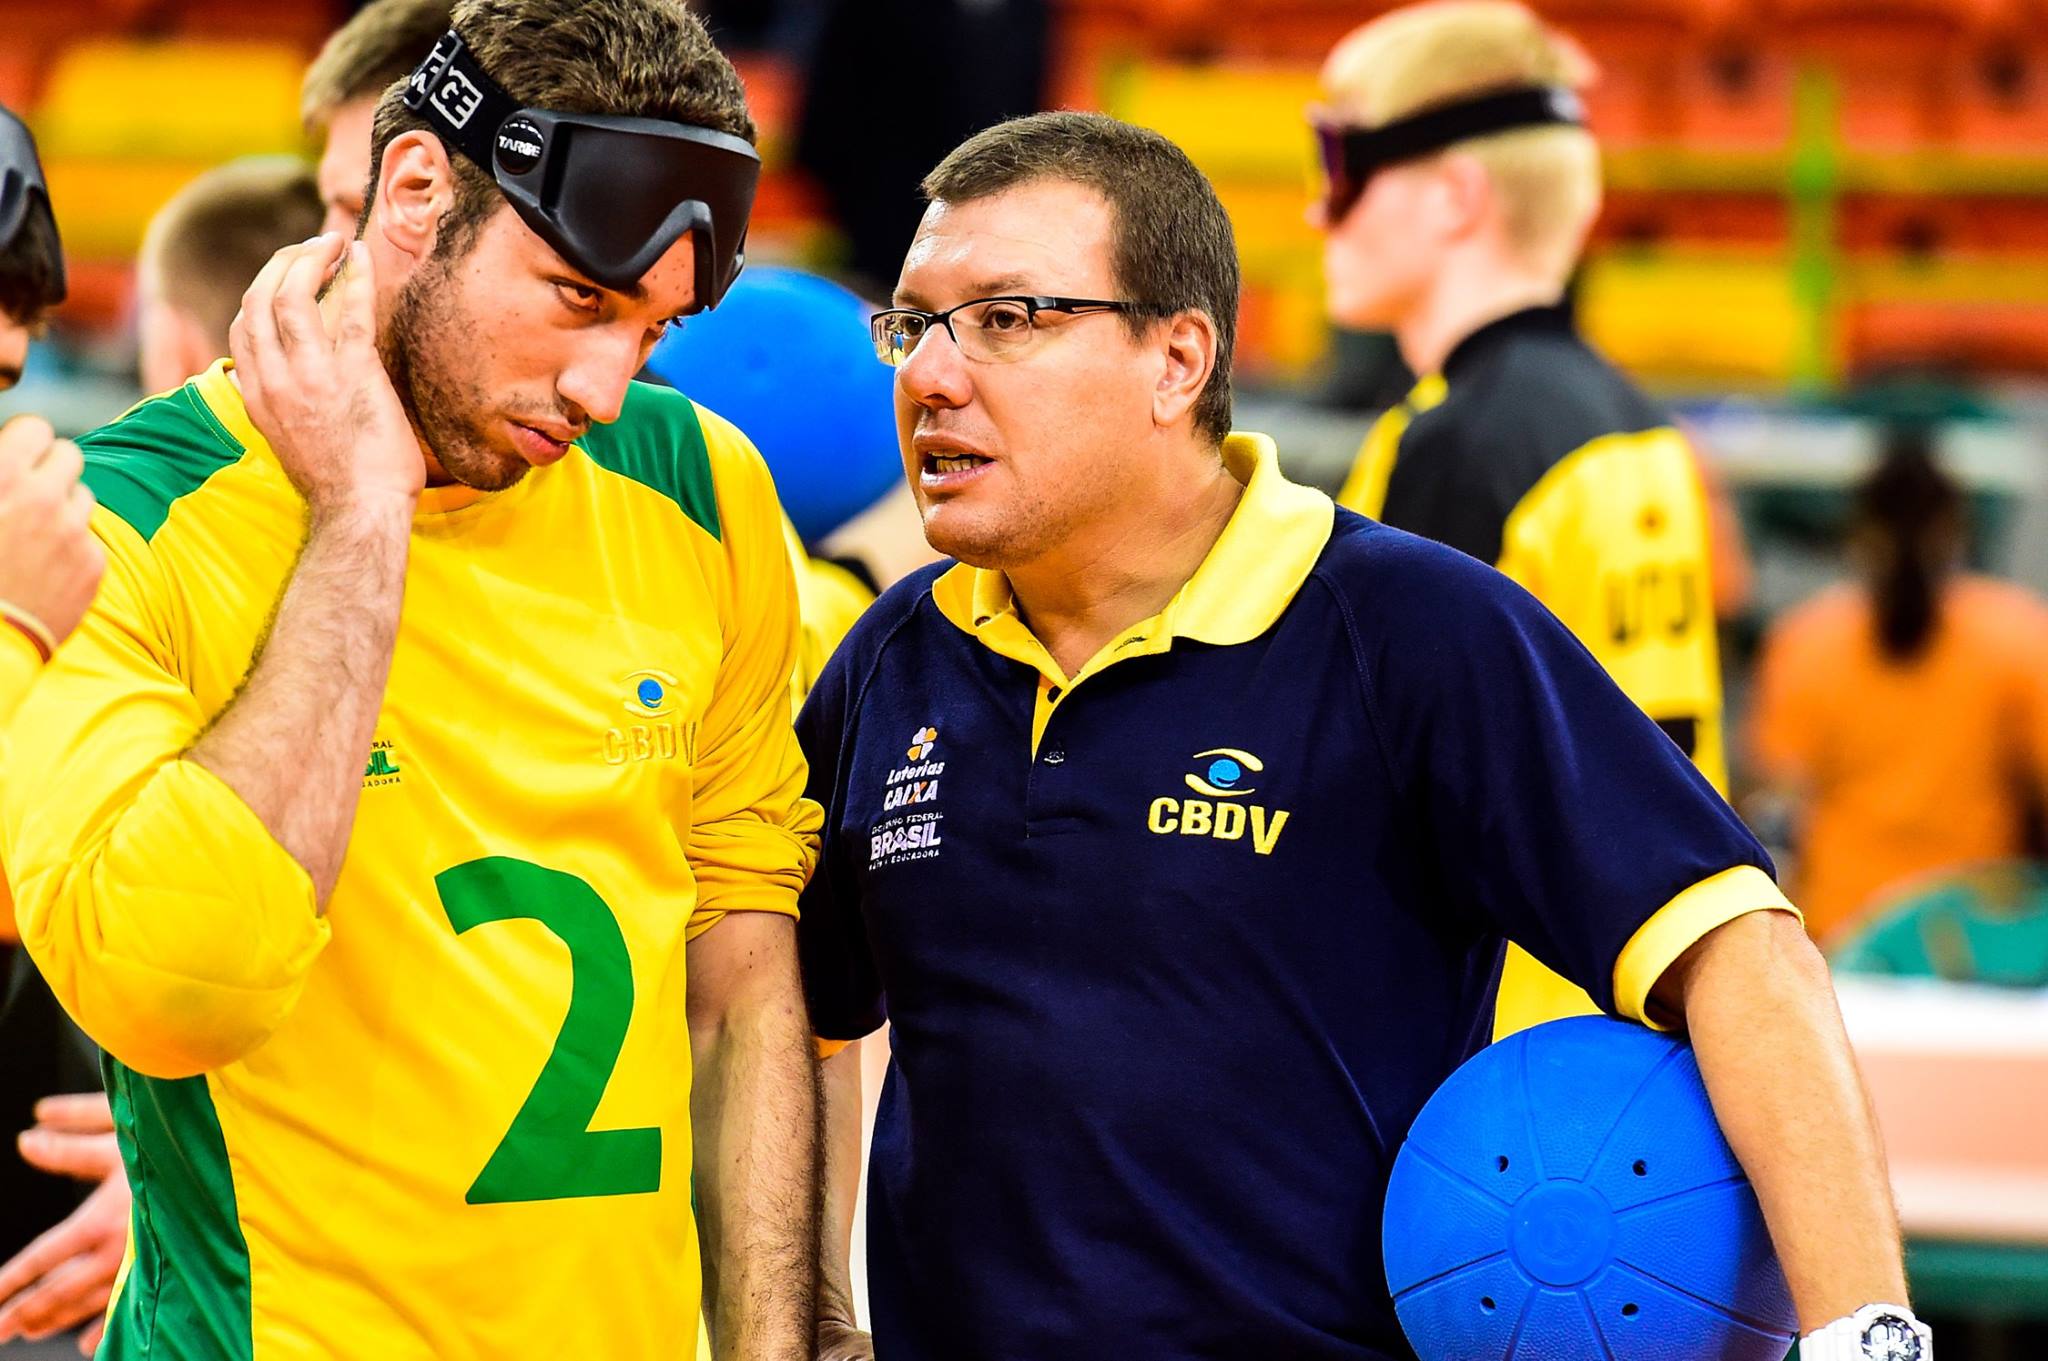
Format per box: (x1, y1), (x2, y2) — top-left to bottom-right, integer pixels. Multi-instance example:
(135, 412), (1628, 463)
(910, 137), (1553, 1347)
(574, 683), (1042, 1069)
(495, 117), (545, 177)
(401, 28), (761, 311)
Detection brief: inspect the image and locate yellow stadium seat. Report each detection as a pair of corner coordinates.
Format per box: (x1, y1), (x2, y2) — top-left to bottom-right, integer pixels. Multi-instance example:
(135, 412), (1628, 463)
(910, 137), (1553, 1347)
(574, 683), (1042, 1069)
(34, 39), (307, 161)
(1103, 60), (1322, 182)
(1580, 247), (1805, 383)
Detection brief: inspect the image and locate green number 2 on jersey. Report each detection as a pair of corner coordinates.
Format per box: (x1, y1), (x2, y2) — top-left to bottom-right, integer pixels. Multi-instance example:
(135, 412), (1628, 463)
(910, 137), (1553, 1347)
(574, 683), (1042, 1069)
(436, 856), (662, 1204)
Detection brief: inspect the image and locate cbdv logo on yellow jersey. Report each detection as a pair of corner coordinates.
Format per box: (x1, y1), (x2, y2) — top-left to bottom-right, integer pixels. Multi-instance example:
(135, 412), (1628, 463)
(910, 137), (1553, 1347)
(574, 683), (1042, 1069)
(362, 738), (402, 788)
(1146, 748), (1290, 855)
(605, 668), (699, 766)
(872, 725), (945, 867)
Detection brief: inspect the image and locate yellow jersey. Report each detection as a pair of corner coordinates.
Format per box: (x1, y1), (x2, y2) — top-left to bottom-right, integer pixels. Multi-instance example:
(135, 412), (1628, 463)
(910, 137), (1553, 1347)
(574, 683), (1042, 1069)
(0, 626), (35, 727)
(788, 521), (873, 712)
(3, 361), (820, 1359)
(1343, 308), (1725, 1037)
(0, 626), (34, 937)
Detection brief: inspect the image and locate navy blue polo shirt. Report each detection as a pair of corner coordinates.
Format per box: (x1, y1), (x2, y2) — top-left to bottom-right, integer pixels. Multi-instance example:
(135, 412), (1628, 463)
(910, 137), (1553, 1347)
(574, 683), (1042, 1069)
(796, 435), (1793, 1361)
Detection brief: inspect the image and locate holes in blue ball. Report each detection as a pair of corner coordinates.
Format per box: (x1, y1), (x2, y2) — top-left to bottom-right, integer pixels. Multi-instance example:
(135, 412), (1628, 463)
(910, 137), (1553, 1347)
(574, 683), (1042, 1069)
(1632, 1159), (1648, 1177)
(1481, 1297), (1496, 1313)
(1496, 1155), (1509, 1172)
(1622, 1303), (1640, 1318)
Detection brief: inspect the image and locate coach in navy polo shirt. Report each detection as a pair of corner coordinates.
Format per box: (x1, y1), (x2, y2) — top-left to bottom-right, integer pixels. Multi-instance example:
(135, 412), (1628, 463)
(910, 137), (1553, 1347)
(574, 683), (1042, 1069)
(798, 113), (1913, 1361)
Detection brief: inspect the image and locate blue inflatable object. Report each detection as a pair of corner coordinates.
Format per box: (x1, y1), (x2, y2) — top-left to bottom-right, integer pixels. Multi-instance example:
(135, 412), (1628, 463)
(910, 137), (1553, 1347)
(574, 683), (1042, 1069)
(1383, 1016), (1797, 1361)
(643, 266), (901, 543)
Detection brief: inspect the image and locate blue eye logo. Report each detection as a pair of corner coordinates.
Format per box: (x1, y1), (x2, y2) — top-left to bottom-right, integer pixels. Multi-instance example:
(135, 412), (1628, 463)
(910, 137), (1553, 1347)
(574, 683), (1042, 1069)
(1184, 747), (1262, 798)
(623, 668), (679, 719)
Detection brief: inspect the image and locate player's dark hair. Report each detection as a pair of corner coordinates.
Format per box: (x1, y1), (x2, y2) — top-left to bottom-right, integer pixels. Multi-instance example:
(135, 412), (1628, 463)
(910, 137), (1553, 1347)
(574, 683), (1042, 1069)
(366, 0), (756, 263)
(0, 203), (61, 329)
(922, 111), (1240, 447)
(1856, 424), (1961, 663)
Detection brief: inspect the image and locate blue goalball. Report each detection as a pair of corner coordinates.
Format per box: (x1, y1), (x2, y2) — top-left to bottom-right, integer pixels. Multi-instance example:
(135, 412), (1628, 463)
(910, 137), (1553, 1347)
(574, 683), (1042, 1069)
(1383, 1016), (1798, 1360)
(642, 266), (902, 545)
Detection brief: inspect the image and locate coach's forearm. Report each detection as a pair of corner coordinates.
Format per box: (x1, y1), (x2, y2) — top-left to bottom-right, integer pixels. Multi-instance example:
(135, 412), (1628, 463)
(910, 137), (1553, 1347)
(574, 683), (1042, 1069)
(189, 500), (410, 907)
(692, 929), (819, 1361)
(1673, 910), (1908, 1329)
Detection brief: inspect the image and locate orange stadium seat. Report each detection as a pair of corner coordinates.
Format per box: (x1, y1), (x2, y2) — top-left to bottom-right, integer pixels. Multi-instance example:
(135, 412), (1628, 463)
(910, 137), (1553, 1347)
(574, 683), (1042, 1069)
(1764, 0), (2010, 150)
(161, 0), (341, 50)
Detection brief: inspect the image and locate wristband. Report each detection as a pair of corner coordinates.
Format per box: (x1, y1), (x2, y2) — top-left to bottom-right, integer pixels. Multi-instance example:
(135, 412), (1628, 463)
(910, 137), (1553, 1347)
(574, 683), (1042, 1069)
(0, 601), (55, 663)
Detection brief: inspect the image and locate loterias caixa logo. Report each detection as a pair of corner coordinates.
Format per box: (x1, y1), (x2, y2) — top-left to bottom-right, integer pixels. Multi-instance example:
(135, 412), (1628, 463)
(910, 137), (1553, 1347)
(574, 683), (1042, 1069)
(871, 726), (945, 868)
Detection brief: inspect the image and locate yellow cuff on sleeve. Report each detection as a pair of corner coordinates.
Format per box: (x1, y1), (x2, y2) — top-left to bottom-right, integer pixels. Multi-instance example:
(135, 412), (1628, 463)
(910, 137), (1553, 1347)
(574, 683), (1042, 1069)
(0, 625), (42, 728)
(1613, 865), (1801, 1030)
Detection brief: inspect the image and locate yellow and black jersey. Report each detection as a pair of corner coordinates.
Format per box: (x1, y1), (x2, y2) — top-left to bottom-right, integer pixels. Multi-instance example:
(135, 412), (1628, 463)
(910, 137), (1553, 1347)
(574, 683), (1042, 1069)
(2, 362), (820, 1359)
(1341, 306), (1724, 1035)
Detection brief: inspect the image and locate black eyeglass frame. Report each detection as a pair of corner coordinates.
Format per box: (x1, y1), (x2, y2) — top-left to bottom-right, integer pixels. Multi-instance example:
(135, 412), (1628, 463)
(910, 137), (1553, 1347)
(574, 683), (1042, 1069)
(870, 295), (1168, 364)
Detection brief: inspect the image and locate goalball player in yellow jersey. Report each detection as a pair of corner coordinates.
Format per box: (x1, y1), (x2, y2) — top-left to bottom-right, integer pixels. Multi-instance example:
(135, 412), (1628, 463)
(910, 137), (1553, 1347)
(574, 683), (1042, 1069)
(0, 4), (824, 1358)
(1313, 1), (1728, 1038)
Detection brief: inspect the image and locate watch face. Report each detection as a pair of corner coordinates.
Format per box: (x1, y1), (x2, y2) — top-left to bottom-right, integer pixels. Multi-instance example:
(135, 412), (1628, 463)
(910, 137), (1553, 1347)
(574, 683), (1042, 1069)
(1861, 1315), (1924, 1361)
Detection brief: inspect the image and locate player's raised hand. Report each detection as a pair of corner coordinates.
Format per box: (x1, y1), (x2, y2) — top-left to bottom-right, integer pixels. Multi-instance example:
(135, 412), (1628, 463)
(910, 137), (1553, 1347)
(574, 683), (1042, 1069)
(0, 414), (104, 652)
(0, 1092), (128, 1354)
(230, 233), (425, 516)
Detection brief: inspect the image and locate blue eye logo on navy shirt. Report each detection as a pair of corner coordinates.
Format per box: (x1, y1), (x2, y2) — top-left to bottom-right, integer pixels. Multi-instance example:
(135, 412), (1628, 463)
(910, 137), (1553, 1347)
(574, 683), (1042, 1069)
(1152, 748), (1291, 854)
(1185, 748), (1262, 798)
(624, 669), (678, 719)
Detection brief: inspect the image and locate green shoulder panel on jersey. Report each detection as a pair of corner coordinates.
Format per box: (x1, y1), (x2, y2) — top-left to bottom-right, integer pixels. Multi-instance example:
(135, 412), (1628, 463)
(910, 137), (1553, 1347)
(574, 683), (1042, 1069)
(99, 1059), (253, 1360)
(77, 384), (246, 543)
(578, 381), (721, 541)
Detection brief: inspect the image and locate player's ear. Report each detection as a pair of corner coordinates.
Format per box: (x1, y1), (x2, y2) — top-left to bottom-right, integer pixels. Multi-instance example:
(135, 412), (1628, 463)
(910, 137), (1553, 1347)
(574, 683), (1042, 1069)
(1151, 309), (1218, 434)
(1433, 152), (1494, 243)
(372, 129), (455, 264)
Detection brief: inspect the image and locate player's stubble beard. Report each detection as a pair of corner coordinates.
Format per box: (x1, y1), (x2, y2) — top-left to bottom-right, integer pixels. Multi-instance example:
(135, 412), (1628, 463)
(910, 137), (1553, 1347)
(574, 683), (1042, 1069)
(378, 243), (530, 493)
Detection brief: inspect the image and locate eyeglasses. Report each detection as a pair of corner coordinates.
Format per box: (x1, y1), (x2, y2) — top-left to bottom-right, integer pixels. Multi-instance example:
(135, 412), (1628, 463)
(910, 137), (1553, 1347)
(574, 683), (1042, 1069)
(870, 295), (1163, 367)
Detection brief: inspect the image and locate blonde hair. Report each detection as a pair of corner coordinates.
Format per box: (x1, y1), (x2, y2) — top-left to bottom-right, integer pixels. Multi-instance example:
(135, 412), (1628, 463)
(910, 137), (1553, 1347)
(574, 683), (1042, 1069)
(141, 157), (324, 348)
(1322, 0), (1601, 279)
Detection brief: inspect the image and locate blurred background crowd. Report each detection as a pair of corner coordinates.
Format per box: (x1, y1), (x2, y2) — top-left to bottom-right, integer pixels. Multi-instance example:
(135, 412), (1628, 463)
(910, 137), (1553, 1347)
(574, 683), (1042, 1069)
(1, 0), (2046, 1354)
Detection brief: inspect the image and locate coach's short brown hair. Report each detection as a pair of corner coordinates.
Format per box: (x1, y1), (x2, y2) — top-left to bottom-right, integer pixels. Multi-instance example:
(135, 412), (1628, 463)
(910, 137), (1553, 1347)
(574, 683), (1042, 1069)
(142, 157), (323, 349)
(367, 0), (755, 264)
(301, 0), (455, 133)
(922, 112), (1239, 447)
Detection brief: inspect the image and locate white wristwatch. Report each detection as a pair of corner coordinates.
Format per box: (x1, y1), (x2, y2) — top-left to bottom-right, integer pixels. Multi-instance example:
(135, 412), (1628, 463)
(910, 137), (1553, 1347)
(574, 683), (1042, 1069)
(1798, 1303), (1931, 1361)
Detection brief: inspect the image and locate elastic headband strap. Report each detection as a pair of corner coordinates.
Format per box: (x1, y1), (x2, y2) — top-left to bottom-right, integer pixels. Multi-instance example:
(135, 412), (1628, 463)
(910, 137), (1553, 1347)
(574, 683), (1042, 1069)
(1335, 85), (1584, 167)
(401, 30), (522, 174)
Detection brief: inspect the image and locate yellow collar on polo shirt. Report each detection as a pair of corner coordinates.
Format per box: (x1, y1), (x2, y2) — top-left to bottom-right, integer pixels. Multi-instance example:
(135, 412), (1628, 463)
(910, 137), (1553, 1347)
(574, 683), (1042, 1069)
(932, 431), (1334, 690)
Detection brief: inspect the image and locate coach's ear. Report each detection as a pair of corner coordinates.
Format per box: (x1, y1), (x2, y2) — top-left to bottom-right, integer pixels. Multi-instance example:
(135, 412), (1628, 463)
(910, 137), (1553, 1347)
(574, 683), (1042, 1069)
(371, 129), (459, 265)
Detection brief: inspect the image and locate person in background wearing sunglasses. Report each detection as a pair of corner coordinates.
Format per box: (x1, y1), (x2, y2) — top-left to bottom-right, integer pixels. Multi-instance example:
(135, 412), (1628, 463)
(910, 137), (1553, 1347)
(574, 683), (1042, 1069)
(1313, 0), (1737, 1044)
(795, 109), (1915, 1361)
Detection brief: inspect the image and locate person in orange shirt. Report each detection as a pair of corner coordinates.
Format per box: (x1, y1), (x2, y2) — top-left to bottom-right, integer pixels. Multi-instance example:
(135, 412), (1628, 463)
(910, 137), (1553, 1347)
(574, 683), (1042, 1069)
(1748, 427), (2048, 946)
